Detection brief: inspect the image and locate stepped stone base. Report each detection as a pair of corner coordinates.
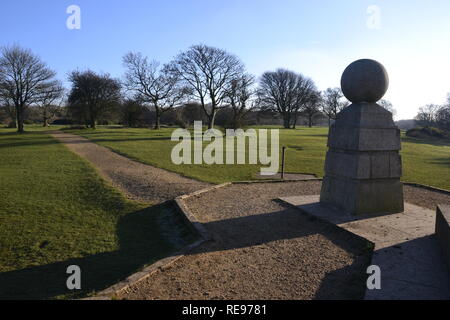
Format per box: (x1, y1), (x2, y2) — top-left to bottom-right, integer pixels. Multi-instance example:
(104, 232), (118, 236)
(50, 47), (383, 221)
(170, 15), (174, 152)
(320, 176), (404, 215)
(319, 102), (404, 216)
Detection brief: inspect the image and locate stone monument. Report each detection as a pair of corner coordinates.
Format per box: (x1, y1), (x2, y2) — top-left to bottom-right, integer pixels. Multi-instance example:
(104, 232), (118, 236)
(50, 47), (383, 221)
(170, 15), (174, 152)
(319, 59), (404, 215)
(279, 59), (450, 299)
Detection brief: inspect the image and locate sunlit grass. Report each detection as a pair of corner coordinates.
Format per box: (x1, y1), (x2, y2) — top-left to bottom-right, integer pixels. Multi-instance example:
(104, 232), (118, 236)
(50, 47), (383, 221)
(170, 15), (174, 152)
(68, 125), (450, 190)
(0, 126), (195, 299)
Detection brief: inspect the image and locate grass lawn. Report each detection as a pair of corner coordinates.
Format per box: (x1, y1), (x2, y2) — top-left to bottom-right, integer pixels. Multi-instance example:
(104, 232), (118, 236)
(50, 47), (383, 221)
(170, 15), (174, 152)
(67, 125), (450, 190)
(0, 127), (196, 299)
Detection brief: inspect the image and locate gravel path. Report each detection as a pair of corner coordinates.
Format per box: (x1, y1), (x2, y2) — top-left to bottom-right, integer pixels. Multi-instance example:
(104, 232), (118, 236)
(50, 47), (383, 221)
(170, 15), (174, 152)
(50, 131), (210, 203)
(119, 182), (450, 300)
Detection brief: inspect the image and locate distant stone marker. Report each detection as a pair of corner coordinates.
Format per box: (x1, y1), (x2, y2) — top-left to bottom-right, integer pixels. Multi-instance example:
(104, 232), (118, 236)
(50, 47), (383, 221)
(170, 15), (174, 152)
(320, 59), (404, 215)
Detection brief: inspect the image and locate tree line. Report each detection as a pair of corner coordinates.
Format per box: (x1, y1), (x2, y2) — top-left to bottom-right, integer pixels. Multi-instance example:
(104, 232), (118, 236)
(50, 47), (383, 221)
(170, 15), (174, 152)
(414, 98), (450, 132)
(1, 44), (400, 132)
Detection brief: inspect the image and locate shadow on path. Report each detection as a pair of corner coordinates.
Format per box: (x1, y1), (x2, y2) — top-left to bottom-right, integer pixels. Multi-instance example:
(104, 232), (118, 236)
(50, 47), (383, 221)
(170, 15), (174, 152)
(0, 200), (373, 300)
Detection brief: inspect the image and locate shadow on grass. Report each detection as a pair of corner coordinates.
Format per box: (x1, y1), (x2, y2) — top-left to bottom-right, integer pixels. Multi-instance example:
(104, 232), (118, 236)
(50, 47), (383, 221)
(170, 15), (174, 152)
(0, 139), (61, 149)
(299, 134), (329, 138)
(0, 135), (173, 149)
(0, 202), (197, 300)
(0, 198), (374, 300)
(286, 145), (304, 151)
(402, 136), (450, 147)
(0, 131), (62, 149)
(89, 137), (172, 143)
(429, 157), (450, 166)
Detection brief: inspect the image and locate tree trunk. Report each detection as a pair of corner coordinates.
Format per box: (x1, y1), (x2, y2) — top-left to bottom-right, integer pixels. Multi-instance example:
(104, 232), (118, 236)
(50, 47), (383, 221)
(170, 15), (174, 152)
(43, 114), (49, 127)
(129, 114), (137, 127)
(292, 112), (298, 129)
(16, 107), (25, 133)
(88, 104), (97, 129)
(282, 113), (291, 129)
(207, 111), (216, 129)
(90, 115), (96, 129)
(308, 114), (313, 128)
(154, 108), (161, 130)
(232, 112), (240, 130)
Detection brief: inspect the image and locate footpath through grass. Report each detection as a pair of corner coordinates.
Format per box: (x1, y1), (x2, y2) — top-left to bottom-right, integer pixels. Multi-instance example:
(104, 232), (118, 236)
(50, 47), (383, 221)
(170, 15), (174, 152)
(0, 127), (195, 299)
(68, 126), (450, 190)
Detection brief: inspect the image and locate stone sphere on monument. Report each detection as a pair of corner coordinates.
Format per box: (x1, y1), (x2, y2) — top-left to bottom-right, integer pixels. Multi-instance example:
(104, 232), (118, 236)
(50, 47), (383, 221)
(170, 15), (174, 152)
(340, 59), (389, 103)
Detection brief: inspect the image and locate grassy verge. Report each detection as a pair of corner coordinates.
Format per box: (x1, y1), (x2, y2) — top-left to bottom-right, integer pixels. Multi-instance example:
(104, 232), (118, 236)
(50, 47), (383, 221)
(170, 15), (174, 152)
(0, 127), (196, 299)
(67, 125), (450, 190)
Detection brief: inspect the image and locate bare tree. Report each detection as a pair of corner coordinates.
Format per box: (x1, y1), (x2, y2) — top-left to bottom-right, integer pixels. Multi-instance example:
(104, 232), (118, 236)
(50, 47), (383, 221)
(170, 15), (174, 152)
(0, 45), (57, 132)
(321, 87), (346, 126)
(35, 81), (65, 126)
(292, 75), (317, 129)
(301, 90), (322, 128)
(257, 69), (298, 129)
(258, 69), (316, 129)
(122, 52), (186, 129)
(167, 44), (245, 129)
(415, 104), (440, 126)
(67, 70), (121, 129)
(120, 98), (146, 128)
(413, 94), (450, 132)
(0, 98), (17, 127)
(223, 73), (256, 129)
(436, 104), (450, 131)
(178, 103), (207, 127)
(432, 93), (450, 131)
(379, 99), (397, 116)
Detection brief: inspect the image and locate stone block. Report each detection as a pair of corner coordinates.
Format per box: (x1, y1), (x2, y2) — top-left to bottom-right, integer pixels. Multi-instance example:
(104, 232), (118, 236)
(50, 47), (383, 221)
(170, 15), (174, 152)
(370, 152), (390, 177)
(320, 176), (404, 215)
(328, 126), (401, 151)
(389, 153), (402, 177)
(334, 102), (396, 128)
(324, 150), (401, 180)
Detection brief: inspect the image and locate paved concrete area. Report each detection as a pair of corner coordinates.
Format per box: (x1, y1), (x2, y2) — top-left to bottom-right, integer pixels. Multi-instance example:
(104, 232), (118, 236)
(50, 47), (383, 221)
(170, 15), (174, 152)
(279, 195), (450, 300)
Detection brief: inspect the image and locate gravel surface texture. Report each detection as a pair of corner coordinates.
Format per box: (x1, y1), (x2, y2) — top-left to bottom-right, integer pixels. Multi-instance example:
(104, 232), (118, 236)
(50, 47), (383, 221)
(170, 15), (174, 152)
(51, 131), (210, 203)
(120, 182), (450, 300)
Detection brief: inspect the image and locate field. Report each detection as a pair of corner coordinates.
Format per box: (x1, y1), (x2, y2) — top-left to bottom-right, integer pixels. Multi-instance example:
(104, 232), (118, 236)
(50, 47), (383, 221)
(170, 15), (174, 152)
(68, 126), (450, 190)
(0, 127), (194, 299)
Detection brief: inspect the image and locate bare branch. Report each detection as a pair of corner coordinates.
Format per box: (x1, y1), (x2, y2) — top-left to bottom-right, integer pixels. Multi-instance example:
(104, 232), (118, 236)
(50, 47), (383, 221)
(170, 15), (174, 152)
(0, 45), (57, 132)
(166, 44), (245, 129)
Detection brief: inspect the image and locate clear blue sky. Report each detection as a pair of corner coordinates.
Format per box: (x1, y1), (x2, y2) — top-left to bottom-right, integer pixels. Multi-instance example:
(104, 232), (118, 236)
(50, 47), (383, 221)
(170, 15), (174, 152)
(2, 0), (450, 119)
